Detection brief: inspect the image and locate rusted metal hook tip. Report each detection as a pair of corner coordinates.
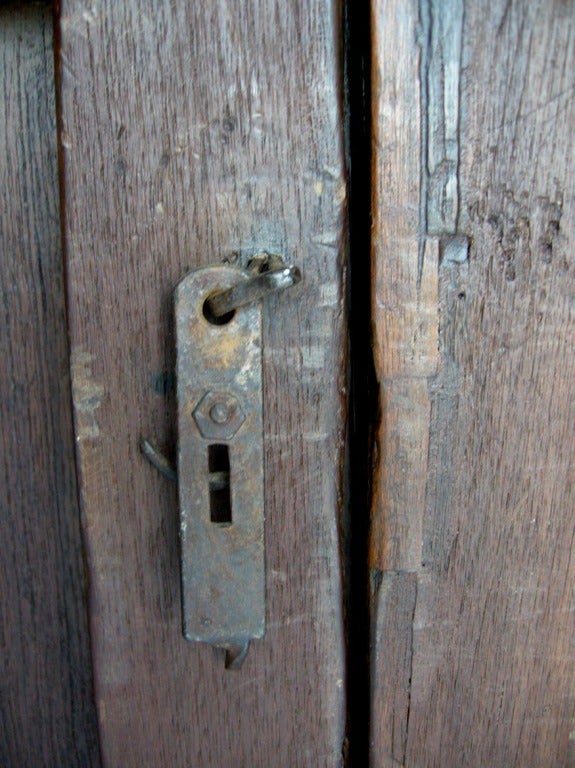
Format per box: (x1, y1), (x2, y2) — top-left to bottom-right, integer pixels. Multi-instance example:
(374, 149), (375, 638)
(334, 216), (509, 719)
(140, 438), (177, 482)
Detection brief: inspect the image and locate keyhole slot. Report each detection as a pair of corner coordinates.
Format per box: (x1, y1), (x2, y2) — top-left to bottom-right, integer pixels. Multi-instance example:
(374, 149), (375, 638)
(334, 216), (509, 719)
(208, 444), (232, 525)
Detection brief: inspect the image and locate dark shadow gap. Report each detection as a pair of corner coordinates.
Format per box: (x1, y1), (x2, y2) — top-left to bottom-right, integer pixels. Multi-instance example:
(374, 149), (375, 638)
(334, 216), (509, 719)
(343, 2), (377, 766)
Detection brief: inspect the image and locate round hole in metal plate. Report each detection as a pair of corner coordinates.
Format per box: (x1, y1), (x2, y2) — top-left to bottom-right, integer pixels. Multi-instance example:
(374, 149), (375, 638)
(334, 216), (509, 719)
(202, 295), (236, 326)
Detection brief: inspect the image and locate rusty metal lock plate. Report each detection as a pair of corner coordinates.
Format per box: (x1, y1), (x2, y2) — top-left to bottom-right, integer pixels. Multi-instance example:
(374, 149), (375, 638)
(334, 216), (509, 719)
(175, 266), (265, 663)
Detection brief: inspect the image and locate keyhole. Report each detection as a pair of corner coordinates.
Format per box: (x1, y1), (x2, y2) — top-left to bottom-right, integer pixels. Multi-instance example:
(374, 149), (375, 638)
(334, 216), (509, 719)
(208, 444), (232, 525)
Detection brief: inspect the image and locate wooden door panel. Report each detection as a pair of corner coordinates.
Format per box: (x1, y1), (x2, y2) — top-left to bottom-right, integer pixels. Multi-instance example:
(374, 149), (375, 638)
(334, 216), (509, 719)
(371, 1), (575, 766)
(5, 2), (571, 764)
(0, 6), (100, 766)
(58, 2), (347, 765)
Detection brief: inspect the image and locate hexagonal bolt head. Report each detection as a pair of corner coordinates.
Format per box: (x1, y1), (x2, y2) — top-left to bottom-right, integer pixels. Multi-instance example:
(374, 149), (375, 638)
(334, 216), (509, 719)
(193, 391), (246, 440)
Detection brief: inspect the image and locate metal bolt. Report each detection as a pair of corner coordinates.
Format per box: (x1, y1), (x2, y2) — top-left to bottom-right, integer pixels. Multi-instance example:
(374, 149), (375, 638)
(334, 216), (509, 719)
(210, 402), (231, 424)
(192, 391), (246, 440)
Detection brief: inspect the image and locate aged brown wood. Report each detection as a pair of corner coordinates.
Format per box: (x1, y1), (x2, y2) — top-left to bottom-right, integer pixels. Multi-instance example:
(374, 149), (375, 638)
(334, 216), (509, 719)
(58, 1), (347, 765)
(0, 6), (100, 766)
(371, 1), (575, 766)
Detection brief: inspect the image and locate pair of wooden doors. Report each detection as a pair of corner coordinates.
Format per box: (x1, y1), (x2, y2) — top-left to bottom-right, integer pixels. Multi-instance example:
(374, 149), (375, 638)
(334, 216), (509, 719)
(1, 2), (573, 766)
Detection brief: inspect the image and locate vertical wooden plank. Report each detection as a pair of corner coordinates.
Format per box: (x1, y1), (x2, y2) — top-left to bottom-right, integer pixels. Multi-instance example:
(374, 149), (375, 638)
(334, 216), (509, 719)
(410, 3), (575, 765)
(371, 1), (575, 765)
(370, 572), (417, 768)
(370, 0), (439, 574)
(0, 6), (100, 766)
(369, 5), (439, 766)
(58, 1), (347, 765)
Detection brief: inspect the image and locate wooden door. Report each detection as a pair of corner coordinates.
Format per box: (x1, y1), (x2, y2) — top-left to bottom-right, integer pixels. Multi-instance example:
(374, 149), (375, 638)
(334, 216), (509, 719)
(1, 2), (574, 767)
(369, 2), (575, 766)
(57, 1), (348, 766)
(2, 1), (347, 766)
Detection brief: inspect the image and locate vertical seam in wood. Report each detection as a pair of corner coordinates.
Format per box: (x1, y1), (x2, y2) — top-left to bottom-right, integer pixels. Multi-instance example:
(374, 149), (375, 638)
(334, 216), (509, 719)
(417, 0), (431, 289)
(52, 2), (103, 763)
(403, 575), (417, 766)
(454, 0), (465, 233)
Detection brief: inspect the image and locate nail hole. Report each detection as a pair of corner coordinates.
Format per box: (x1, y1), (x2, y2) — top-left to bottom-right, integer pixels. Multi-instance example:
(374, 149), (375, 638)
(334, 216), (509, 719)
(202, 296), (235, 326)
(208, 444), (232, 525)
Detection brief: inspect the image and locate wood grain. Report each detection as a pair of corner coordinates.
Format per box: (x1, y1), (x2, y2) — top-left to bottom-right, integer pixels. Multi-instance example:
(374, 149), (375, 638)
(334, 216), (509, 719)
(369, 0), (439, 572)
(0, 6), (100, 766)
(371, 572), (417, 768)
(58, 1), (347, 765)
(371, 1), (575, 766)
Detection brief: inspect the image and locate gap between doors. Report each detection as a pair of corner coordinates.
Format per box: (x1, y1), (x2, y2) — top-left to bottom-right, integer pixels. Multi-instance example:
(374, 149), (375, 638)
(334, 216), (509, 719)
(343, 2), (379, 766)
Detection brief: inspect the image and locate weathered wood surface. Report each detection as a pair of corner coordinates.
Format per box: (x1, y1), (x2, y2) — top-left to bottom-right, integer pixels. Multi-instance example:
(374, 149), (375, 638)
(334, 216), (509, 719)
(371, 1), (575, 766)
(0, 7), (100, 766)
(58, 1), (347, 765)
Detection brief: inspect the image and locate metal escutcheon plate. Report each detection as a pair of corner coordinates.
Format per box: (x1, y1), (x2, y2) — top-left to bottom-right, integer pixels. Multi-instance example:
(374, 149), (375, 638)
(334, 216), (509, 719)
(175, 266), (265, 662)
